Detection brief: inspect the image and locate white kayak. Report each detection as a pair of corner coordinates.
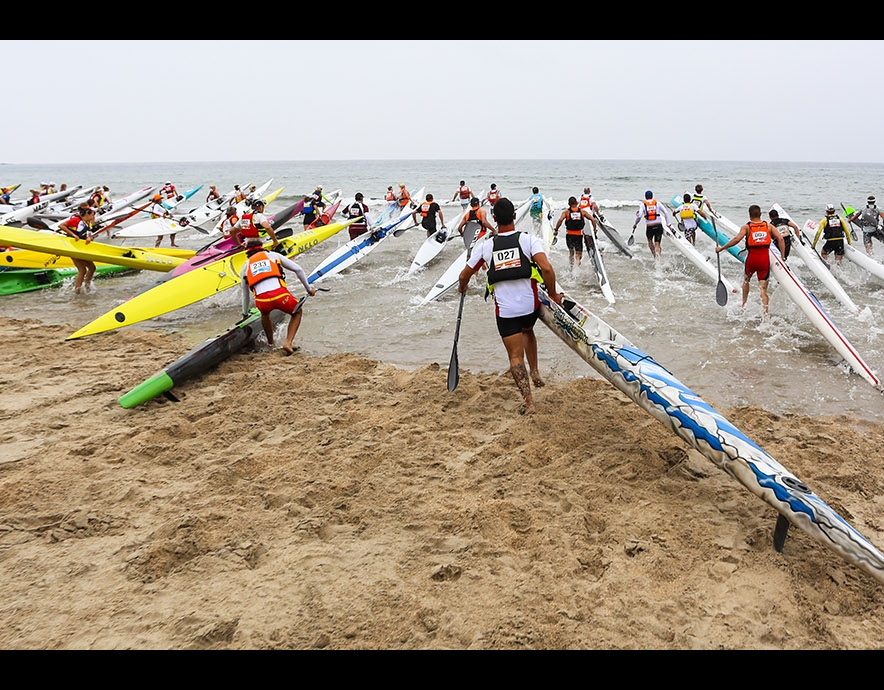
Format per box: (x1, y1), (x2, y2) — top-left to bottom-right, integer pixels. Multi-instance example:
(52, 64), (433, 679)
(593, 212), (634, 259)
(843, 242), (884, 282)
(112, 217), (193, 239)
(794, 218), (864, 316)
(585, 235), (615, 305)
(771, 204), (862, 316)
(664, 223), (739, 295)
(372, 186), (423, 229)
(768, 245), (879, 388)
(0, 197), (54, 225)
(307, 213), (411, 284)
(420, 223), (489, 305)
(407, 208), (465, 275)
(535, 283), (884, 586)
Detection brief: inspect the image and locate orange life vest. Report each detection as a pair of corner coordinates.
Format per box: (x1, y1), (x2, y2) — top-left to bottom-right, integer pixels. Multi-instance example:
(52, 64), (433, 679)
(385, 190), (396, 202)
(746, 220), (771, 248)
(579, 194), (592, 210)
(245, 251), (284, 289)
(643, 199), (658, 222)
(398, 189), (411, 207)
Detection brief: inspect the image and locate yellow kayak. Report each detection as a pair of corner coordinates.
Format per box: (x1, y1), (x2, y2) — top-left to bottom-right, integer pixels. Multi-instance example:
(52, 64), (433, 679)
(67, 216), (359, 340)
(0, 246), (195, 269)
(0, 226), (185, 272)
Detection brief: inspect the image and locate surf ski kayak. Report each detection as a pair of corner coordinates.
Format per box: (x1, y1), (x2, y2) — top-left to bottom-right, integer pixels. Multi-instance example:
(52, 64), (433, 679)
(408, 208), (466, 275)
(0, 264), (133, 295)
(585, 234), (615, 305)
(838, 205), (884, 282)
(166, 200), (304, 279)
(157, 184), (203, 212)
(307, 213), (412, 284)
(593, 212), (634, 258)
(770, 244), (879, 388)
(66, 216), (357, 340)
(117, 304), (294, 408)
(534, 283), (884, 586)
(0, 225), (185, 272)
(663, 222), (739, 295)
(672, 194), (743, 261)
(420, 223), (491, 305)
(790, 217), (863, 316)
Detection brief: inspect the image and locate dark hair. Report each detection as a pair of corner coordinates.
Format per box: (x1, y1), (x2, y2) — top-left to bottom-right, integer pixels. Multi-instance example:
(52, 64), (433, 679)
(568, 196), (578, 206)
(355, 192), (363, 201)
(683, 193), (691, 203)
(470, 197), (480, 206)
(768, 208), (779, 219)
(748, 204), (761, 218)
(532, 187), (539, 194)
(492, 198), (515, 224)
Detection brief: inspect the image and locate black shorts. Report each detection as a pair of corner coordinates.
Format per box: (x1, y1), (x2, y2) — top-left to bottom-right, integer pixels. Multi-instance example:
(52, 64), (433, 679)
(822, 238), (845, 256)
(565, 234), (583, 251)
(496, 308), (539, 339)
(646, 224), (663, 243)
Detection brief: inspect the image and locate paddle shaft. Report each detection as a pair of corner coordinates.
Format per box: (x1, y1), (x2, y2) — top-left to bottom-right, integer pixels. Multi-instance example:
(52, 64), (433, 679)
(447, 225), (483, 392)
(841, 202), (859, 242)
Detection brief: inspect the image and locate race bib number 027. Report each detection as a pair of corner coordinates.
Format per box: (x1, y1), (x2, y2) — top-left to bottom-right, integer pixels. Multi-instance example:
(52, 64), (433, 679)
(492, 248), (521, 271)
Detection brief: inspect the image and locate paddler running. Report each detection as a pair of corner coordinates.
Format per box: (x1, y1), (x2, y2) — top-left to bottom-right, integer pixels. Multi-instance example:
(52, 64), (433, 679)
(457, 198), (562, 415)
(240, 236), (316, 356)
(716, 204), (786, 317)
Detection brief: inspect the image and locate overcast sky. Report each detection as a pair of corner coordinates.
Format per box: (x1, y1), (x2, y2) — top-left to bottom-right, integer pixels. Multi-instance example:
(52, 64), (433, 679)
(4, 40), (882, 165)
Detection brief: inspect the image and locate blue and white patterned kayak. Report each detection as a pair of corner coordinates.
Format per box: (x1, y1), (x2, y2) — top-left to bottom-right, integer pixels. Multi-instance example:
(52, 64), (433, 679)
(537, 284), (884, 585)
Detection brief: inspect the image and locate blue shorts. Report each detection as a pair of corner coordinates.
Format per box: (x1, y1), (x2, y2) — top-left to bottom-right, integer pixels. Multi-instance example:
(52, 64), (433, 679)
(496, 308), (539, 339)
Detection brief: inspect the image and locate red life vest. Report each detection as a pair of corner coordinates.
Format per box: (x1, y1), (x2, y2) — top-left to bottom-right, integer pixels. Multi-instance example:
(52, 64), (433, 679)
(487, 188), (500, 204)
(239, 212), (261, 239)
(457, 185), (471, 200)
(245, 250), (283, 289)
(579, 194), (592, 210)
(746, 220), (771, 248)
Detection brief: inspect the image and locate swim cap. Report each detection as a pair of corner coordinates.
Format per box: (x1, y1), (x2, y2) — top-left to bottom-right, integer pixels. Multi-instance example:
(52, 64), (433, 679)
(645, 190), (653, 199)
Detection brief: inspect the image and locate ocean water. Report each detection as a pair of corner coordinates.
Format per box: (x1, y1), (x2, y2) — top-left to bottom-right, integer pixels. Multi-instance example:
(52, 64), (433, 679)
(3, 159), (884, 423)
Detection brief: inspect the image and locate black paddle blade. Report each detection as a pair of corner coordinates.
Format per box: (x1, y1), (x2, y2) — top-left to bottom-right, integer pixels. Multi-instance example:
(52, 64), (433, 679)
(715, 249), (728, 306)
(627, 231), (635, 246)
(773, 514), (791, 553)
(447, 345), (459, 392)
(716, 280), (728, 307)
(448, 291), (467, 392)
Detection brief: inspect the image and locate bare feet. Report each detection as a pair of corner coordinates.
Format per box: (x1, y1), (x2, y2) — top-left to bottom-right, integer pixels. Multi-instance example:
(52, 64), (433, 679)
(531, 373), (545, 388)
(519, 402), (536, 415)
(282, 344), (300, 356)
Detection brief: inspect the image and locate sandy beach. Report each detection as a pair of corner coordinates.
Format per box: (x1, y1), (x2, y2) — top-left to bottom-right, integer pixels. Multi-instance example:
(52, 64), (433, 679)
(1, 314), (884, 649)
